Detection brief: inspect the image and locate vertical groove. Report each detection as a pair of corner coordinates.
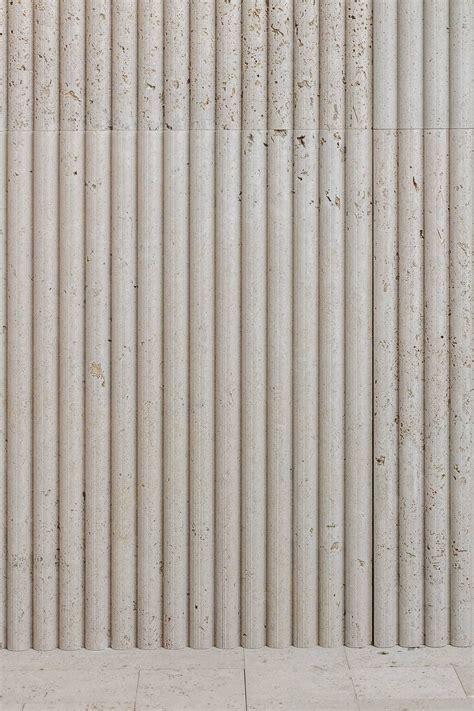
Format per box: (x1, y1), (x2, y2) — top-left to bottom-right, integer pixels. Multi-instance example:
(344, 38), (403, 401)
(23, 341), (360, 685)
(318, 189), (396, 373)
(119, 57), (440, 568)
(318, 0), (345, 648)
(111, 0), (138, 651)
(292, 0), (319, 649)
(85, 0), (111, 651)
(137, 0), (164, 651)
(163, 0), (190, 649)
(397, 0), (424, 648)
(215, 0), (241, 650)
(423, 0), (450, 648)
(3, 0), (472, 653)
(449, 0), (473, 648)
(7, 0), (34, 652)
(59, 0), (86, 652)
(189, 0), (216, 649)
(0, 0), (7, 651)
(344, 0), (373, 648)
(267, 0), (293, 650)
(241, 0), (267, 649)
(373, 0), (398, 649)
(33, 0), (60, 651)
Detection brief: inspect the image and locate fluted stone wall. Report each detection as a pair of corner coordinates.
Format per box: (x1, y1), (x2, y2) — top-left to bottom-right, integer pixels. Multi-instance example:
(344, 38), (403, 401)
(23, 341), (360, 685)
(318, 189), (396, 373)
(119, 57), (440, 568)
(0, 0), (472, 651)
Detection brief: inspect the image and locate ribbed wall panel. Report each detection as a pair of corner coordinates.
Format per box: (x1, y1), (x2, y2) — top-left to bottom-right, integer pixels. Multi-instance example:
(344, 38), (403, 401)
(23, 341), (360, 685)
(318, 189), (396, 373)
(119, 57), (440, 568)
(0, 0), (472, 651)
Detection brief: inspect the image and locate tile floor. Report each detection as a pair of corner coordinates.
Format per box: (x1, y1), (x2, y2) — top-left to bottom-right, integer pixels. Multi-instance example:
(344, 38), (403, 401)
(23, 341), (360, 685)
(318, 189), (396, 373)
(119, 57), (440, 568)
(0, 645), (472, 710)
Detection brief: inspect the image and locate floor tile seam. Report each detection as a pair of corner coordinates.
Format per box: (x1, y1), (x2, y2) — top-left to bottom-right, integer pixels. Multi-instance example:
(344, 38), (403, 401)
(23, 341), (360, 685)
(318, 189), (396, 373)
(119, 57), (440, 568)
(243, 665), (249, 711)
(134, 668), (141, 709)
(350, 664), (470, 703)
(243, 646), (249, 711)
(453, 664), (470, 698)
(345, 647), (362, 706)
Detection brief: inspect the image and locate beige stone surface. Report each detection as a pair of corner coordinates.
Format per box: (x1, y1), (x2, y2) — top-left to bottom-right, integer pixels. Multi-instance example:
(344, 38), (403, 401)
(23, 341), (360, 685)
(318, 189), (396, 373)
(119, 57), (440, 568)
(455, 665), (474, 697)
(351, 666), (467, 700)
(1, 646), (471, 709)
(136, 668), (245, 710)
(1, 0), (472, 654)
(0, 669), (138, 704)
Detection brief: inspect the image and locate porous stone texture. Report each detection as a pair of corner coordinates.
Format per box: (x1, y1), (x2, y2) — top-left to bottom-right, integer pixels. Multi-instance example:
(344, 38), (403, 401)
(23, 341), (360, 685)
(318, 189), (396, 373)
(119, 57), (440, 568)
(1, 645), (471, 708)
(0, 0), (472, 652)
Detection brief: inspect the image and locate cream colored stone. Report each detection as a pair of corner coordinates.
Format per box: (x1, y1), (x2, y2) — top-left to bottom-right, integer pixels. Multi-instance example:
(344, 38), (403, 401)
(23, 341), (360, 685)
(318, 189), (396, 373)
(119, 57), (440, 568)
(357, 701), (473, 710)
(189, 3), (216, 650)
(1, 0), (472, 654)
(244, 646), (348, 671)
(0, 0), (6, 655)
(136, 668), (245, 710)
(162, 2), (190, 650)
(345, 645), (473, 668)
(292, 0), (318, 650)
(455, 665), (474, 697)
(241, 0), (267, 650)
(0, 646), (244, 672)
(352, 666), (467, 700)
(110, 4), (138, 652)
(85, 129), (111, 651)
(23, 705), (134, 711)
(137, 128), (163, 651)
(59, 125), (85, 653)
(245, 659), (356, 710)
(0, 670), (138, 704)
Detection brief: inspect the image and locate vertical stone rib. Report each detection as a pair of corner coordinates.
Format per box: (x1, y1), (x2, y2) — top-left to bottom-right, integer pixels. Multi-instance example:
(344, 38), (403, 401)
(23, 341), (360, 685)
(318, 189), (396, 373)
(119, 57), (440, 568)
(267, 0), (293, 649)
(137, 0), (164, 650)
(241, 0), (267, 649)
(163, 0), (190, 649)
(0, 0), (7, 651)
(293, 0), (319, 648)
(344, 0), (373, 648)
(33, 0), (60, 650)
(318, 0), (345, 648)
(423, 0), (450, 648)
(85, 0), (111, 650)
(449, 0), (473, 648)
(59, 0), (86, 652)
(189, 0), (216, 649)
(7, 0), (34, 651)
(111, 0), (138, 650)
(215, 0), (242, 650)
(398, 0), (424, 648)
(373, 0), (399, 649)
